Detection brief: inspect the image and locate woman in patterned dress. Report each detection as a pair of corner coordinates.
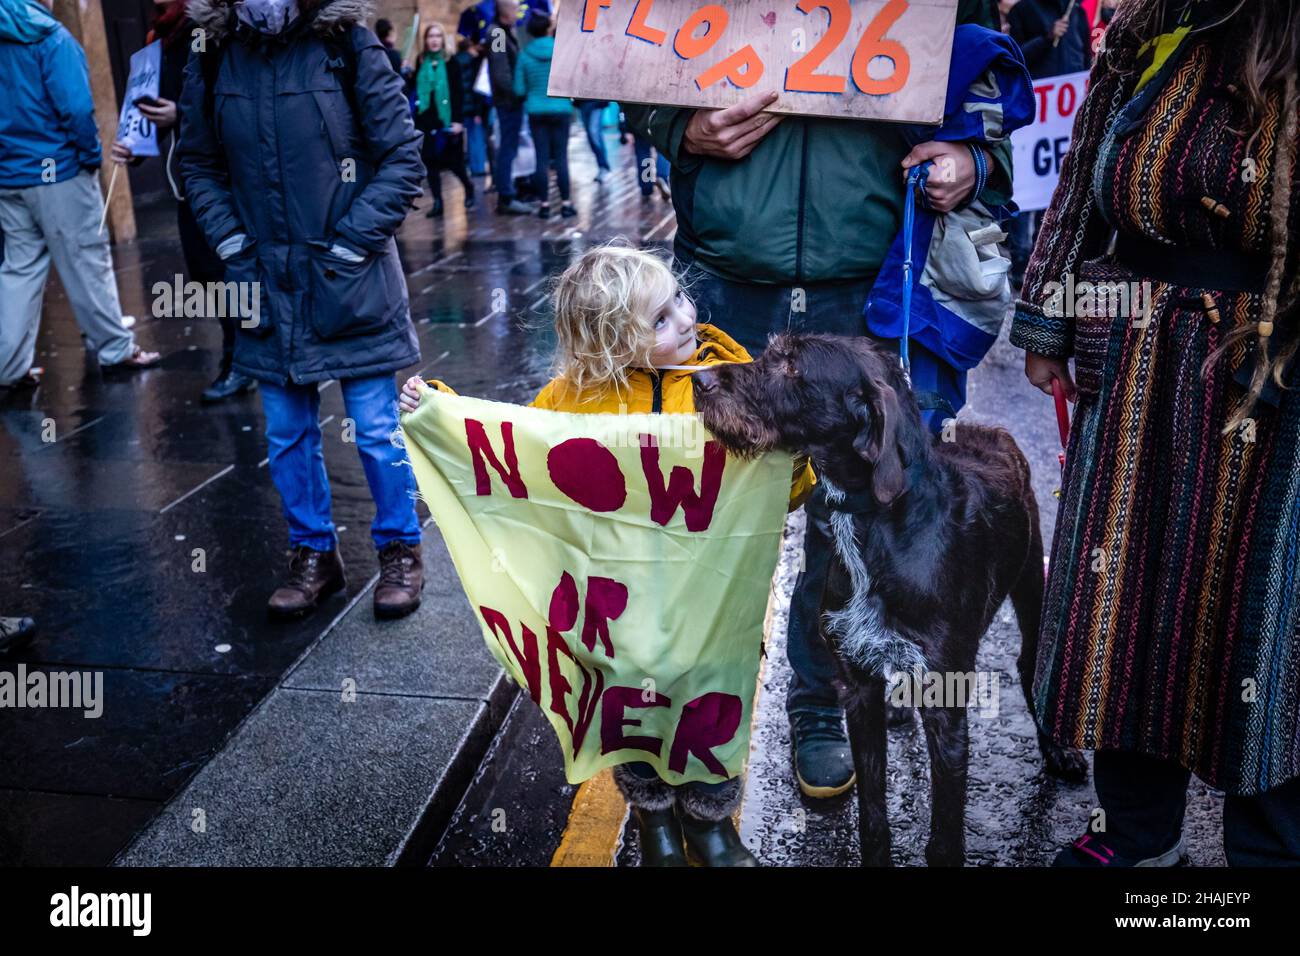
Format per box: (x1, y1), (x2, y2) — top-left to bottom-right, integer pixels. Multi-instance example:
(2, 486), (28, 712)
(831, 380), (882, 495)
(1011, 0), (1300, 865)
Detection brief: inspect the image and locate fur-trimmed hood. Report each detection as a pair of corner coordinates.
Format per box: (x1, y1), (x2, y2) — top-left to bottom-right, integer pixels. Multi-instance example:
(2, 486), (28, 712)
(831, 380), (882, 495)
(187, 0), (375, 44)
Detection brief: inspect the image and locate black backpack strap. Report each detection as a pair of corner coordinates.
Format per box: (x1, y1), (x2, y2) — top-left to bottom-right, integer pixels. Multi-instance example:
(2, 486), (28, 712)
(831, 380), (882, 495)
(322, 33), (361, 123)
(200, 41), (226, 124)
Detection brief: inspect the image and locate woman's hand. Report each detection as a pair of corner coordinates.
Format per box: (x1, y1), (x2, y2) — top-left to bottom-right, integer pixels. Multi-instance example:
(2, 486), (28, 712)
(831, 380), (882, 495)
(1025, 352), (1077, 401)
(138, 97), (179, 130)
(901, 140), (985, 213)
(449, 122), (464, 135)
(399, 375), (426, 414)
(110, 141), (133, 165)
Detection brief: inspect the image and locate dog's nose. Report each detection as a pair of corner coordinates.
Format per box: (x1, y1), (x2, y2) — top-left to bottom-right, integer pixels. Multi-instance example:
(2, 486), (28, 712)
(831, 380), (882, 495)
(694, 368), (718, 393)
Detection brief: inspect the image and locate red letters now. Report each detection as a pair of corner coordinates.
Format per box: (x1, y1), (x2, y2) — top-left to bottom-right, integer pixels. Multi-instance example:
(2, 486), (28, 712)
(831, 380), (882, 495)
(640, 436), (726, 531)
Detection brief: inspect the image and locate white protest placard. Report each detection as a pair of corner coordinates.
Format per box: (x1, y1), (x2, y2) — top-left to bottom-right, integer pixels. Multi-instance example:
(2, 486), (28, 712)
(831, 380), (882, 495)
(549, 0), (960, 124)
(115, 40), (162, 158)
(1010, 70), (1090, 213)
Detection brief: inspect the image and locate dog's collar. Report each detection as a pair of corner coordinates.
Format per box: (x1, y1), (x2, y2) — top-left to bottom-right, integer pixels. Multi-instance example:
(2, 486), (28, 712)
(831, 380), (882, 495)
(818, 477), (877, 515)
(818, 463), (928, 515)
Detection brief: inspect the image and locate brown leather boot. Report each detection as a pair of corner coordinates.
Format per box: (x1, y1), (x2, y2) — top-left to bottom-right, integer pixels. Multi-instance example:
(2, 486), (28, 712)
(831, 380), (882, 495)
(374, 541), (423, 619)
(267, 546), (346, 619)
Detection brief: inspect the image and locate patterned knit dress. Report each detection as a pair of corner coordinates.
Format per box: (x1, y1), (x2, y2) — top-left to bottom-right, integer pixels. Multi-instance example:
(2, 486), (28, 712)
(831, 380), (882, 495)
(1010, 7), (1300, 796)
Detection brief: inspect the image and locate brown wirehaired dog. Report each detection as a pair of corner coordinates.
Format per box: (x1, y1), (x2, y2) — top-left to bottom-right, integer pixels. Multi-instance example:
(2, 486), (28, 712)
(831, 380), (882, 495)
(694, 333), (1087, 866)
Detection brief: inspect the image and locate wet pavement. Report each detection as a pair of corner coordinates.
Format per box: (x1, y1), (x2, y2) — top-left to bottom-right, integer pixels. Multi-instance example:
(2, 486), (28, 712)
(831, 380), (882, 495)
(0, 125), (675, 865)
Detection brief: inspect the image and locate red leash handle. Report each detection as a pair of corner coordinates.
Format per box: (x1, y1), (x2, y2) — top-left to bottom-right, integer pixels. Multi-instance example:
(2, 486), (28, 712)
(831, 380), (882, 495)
(1052, 378), (1070, 469)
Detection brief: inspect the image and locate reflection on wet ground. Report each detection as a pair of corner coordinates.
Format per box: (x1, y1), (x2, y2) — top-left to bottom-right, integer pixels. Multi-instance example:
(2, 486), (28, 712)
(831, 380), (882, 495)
(0, 129), (673, 864)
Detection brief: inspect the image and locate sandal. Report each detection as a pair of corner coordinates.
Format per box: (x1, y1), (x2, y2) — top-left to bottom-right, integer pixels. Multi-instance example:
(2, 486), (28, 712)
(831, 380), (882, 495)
(106, 347), (161, 370)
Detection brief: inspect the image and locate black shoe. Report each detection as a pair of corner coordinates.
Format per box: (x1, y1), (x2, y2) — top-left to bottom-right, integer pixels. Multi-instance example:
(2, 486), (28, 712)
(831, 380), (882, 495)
(560, 203), (577, 218)
(537, 204), (551, 220)
(677, 808), (758, 867)
(201, 371), (257, 404)
(790, 707), (856, 798)
(426, 198), (444, 219)
(632, 807), (688, 867)
(1053, 834), (1188, 867)
(464, 194), (476, 210)
(0, 616), (36, 655)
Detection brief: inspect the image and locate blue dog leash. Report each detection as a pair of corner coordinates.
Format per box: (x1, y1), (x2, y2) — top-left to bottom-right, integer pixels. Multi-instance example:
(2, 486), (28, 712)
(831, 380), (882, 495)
(899, 162), (930, 380)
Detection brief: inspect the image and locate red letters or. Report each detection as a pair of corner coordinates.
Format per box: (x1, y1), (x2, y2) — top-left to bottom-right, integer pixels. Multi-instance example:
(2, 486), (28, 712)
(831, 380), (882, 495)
(548, 571), (627, 660)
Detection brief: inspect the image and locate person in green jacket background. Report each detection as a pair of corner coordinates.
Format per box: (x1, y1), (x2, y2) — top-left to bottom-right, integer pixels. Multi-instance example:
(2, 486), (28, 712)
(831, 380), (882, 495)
(513, 11), (575, 219)
(622, 0), (1012, 803)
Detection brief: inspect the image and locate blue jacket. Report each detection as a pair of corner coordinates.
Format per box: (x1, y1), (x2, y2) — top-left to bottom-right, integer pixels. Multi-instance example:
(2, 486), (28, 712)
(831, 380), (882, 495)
(864, 25), (1034, 431)
(178, 0), (424, 386)
(456, 0), (551, 45)
(0, 1), (101, 189)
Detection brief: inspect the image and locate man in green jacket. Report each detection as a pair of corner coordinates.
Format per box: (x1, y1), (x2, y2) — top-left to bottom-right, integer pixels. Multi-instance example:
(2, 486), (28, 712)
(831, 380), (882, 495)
(623, 0), (1012, 801)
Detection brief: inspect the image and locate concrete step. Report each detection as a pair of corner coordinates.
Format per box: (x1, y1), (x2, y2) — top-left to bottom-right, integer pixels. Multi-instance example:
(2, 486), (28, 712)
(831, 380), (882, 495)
(114, 522), (512, 866)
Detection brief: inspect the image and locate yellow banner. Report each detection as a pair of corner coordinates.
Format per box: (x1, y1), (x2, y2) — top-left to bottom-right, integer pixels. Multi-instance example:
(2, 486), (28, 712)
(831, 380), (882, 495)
(401, 390), (790, 785)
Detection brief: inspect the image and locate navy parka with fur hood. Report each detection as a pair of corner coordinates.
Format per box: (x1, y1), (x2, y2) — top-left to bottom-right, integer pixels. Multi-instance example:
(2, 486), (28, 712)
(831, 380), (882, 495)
(178, 0), (423, 385)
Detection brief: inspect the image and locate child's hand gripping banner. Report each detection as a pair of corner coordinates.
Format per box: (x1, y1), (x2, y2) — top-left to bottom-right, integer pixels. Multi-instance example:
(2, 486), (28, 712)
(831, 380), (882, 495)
(402, 390), (791, 785)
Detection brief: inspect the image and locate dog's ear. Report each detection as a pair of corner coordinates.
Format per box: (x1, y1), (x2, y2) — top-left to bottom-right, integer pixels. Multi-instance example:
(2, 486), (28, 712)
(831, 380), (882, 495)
(849, 373), (908, 506)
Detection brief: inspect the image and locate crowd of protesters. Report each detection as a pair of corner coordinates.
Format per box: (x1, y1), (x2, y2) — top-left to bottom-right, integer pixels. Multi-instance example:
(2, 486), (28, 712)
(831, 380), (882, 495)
(3, 0), (1299, 869)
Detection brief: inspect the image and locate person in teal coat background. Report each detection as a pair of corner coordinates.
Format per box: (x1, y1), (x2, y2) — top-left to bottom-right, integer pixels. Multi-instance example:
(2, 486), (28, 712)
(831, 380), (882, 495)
(513, 11), (574, 219)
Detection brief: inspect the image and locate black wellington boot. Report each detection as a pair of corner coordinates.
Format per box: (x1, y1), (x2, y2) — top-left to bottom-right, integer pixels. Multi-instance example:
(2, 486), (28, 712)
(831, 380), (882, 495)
(676, 778), (757, 866)
(677, 809), (758, 867)
(632, 807), (688, 867)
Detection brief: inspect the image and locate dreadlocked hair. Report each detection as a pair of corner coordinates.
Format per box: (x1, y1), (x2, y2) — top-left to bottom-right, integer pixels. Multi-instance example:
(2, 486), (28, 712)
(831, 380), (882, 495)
(1206, 70), (1297, 433)
(1112, 1), (1300, 432)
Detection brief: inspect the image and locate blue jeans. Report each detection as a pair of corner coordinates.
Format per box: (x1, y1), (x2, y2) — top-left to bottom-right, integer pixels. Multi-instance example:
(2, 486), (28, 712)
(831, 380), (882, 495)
(632, 133), (670, 195)
(578, 101), (611, 172)
(680, 263), (878, 715)
(260, 375), (421, 552)
(466, 114), (489, 176)
(494, 105), (524, 202)
(530, 113), (572, 203)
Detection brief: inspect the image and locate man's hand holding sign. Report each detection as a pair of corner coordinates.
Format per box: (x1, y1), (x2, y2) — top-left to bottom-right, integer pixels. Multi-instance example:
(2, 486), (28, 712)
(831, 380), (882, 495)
(550, 0), (960, 122)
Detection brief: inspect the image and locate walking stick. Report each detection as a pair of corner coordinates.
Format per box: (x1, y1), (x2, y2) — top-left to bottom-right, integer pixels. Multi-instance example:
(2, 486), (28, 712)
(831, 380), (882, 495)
(1053, 0), (1079, 47)
(98, 164), (120, 237)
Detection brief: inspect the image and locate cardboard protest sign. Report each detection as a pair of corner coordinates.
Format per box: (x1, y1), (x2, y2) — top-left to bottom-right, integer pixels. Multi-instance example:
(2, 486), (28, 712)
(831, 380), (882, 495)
(1010, 70), (1090, 213)
(115, 40), (162, 158)
(402, 390), (791, 784)
(549, 0), (959, 124)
